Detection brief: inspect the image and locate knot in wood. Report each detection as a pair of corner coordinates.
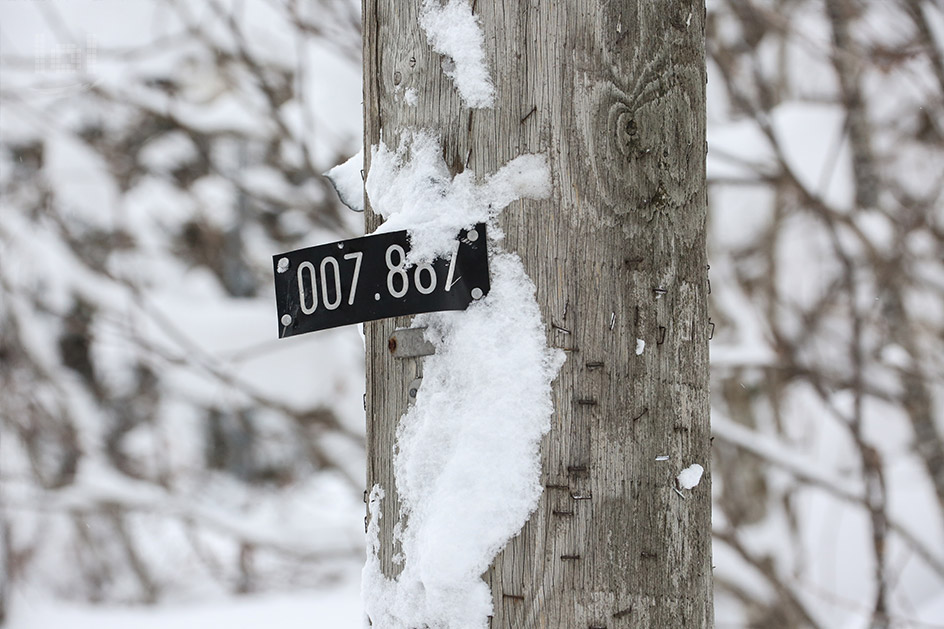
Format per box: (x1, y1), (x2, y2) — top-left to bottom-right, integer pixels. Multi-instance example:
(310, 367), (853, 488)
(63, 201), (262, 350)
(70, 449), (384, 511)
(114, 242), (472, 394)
(612, 106), (640, 158)
(580, 62), (704, 233)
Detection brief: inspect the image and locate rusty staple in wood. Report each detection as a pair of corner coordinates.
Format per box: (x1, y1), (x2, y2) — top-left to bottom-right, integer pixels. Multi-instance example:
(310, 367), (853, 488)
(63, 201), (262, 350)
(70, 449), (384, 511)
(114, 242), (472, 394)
(571, 492), (592, 501)
(632, 407), (649, 421)
(552, 509), (575, 517)
(585, 361), (604, 369)
(553, 323), (571, 334)
(561, 554), (581, 561)
(708, 320), (715, 340)
(657, 326), (667, 345)
(640, 551), (657, 559)
(545, 483), (570, 490)
(502, 593), (525, 601)
(567, 465), (588, 474)
(520, 105), (537, 123)
(577, 398), (598, 406)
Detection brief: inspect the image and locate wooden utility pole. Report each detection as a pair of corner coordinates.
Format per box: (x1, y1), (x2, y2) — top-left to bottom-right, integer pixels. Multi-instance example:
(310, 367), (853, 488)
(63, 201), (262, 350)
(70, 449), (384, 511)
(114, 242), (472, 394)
(363, 1), (711, 626)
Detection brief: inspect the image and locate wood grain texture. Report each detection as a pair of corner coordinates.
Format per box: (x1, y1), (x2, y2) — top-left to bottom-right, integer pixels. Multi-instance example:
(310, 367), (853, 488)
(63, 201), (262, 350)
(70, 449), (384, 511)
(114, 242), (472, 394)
(363, 1), (712, 626)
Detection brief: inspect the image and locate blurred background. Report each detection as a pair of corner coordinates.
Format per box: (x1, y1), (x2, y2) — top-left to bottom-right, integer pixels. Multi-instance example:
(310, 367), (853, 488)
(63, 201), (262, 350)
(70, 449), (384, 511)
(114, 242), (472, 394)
(1, 1), (942, 627)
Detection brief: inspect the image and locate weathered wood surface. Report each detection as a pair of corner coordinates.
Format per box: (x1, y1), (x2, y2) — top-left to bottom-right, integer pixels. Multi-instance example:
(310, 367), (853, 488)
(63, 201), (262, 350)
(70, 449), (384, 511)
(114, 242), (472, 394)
(363, 1), (712, 626)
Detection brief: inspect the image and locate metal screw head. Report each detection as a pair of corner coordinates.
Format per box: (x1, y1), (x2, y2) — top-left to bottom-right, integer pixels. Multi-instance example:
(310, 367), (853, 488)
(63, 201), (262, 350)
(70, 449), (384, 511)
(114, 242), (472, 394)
(281, 314), (292, 326)
(466, 229), (479, 242)
(407, 377), (423, 405)
(277, 258), (290, 273)
(471, 287), (484, 300)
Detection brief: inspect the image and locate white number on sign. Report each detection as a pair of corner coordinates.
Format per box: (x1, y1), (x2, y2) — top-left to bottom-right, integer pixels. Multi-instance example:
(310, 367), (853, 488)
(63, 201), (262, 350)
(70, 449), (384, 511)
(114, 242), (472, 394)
(320, 256), (342, 310)
(298, 261), (318, 314)
(385, 244), (409, 298)
(343, 252), (363, 305)
(414, 262), (437, 294)
(443, 240), (460, 292)
(297, 254), (364, 312)
(295, 238), (469, 315)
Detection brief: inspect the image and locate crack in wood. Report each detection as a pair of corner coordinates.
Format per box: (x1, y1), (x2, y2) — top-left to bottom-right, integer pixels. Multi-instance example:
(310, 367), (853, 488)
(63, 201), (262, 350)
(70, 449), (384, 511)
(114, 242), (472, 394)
(613, 607), (633, 619)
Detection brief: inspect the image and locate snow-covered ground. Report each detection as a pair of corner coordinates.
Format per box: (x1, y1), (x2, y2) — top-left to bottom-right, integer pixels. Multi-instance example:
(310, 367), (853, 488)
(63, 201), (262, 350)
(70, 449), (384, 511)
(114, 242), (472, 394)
(6, 567), (363, 629)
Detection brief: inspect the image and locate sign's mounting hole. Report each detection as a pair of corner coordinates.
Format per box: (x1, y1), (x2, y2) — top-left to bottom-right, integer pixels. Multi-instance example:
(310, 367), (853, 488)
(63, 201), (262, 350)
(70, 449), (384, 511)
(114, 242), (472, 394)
(277, 258), (289, 273)
(471, 287), (483, 300)
(281, 314), (293, 326)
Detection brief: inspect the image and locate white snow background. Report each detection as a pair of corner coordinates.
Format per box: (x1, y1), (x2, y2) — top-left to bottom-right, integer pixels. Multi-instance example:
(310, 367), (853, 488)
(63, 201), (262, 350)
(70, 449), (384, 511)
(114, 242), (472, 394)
(3, 0), (944, 628)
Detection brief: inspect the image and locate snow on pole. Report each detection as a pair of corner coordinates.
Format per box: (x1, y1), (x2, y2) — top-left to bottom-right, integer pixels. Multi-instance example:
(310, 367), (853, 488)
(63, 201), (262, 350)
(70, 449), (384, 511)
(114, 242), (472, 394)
(677, 464), (704, 490)
(418, 0), (495, 109)
(362, 134), (564, 628)
(324, 151), (365, 212)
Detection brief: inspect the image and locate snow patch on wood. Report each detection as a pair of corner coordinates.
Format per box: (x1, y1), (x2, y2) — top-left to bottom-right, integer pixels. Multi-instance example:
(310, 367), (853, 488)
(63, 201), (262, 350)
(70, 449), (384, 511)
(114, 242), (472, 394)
(677, 464), (704, 490)
(419, 0), (495, 109)
(366, 131), (550, 265)
(362, 134), (563, 628)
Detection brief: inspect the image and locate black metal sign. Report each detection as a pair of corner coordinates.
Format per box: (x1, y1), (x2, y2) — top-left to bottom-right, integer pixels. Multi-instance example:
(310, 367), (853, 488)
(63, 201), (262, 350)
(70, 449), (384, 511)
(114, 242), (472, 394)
(273, 224), (490, 338)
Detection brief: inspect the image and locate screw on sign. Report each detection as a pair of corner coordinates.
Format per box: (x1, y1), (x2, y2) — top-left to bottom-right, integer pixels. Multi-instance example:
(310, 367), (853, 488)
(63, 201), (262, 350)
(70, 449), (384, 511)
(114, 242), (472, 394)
(273, 224), (490, 337)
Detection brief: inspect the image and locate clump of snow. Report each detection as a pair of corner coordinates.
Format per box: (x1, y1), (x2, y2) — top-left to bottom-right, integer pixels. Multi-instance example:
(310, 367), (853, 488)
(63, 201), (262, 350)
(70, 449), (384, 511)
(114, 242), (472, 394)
(677, 464), (704, 490)
(362, 133), (563, 628)
(419, 0), (495, 109)
(404, 88), (418, 107)
(366, 131), (550, 264)
(325, 151), (365, 212)
(635, 338), (646, 355)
